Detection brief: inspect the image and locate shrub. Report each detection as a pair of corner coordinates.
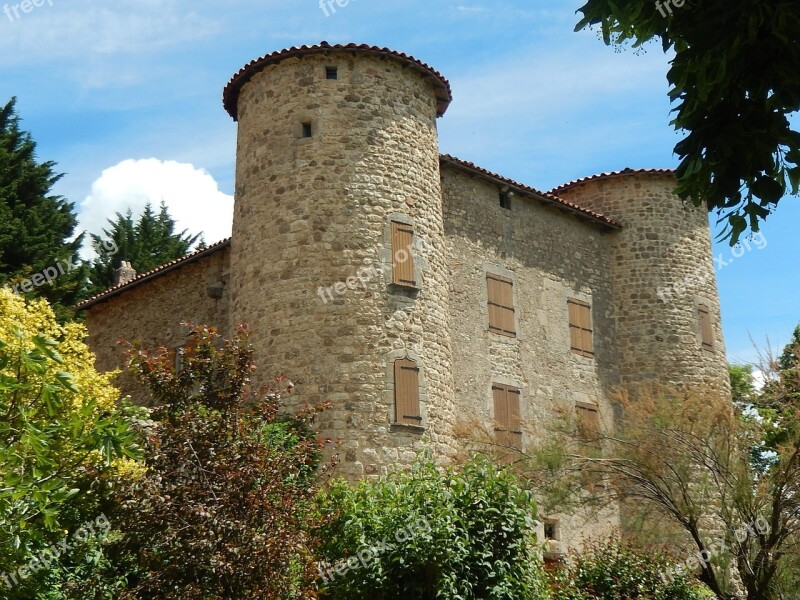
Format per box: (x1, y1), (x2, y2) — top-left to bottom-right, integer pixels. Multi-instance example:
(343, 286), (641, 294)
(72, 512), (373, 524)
(549, 538), (710, 600)
(317, 455), (550, 600)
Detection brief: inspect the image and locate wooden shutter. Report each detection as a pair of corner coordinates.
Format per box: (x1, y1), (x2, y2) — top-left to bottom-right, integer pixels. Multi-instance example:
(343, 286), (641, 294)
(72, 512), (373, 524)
(492, 384), (522, 449)
(394, 359), (421, 425)
(391, 222), (416, 286)
(568, 299), (593, 357)
(698, 303), (714, 351)
(487, 274), (515, 336)
(576, 403), (601, 450)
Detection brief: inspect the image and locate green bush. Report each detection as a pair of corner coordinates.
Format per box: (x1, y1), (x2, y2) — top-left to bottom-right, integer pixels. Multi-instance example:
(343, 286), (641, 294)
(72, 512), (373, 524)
(317, 455), (550, 600)
(549, 538), (710, 600)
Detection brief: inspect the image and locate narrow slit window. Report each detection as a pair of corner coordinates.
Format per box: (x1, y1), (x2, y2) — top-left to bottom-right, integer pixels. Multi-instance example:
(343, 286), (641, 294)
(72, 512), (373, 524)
(492, 384), (522, 450)
(487, 274), (515, 337)
(698, 303), (714, 351)
(391, 221), (416, 287)
(301, 122), (313, 138)
(394, 359), (421, 426)
(544, 519), (559, 541)
(325, 66), (338, 80)
(499, 190), (512, 210)
(568, 299), (594, 358)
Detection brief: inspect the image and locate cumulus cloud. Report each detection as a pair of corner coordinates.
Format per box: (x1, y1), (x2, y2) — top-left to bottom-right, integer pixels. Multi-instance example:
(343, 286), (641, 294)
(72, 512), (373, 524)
(78, 159), (233, 257)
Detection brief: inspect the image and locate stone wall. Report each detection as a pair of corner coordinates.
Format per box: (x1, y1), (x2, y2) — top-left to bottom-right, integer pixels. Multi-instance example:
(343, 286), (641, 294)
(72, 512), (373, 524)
(229, 51), (457, 479)
(83, 247), (230, 403)
(557, 174), (730, 396)
(440, 164), (622, 547)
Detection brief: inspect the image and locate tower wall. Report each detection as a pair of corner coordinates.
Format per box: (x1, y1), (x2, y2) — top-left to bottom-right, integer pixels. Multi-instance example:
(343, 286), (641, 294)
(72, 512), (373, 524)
(227, 48), (457, 478)
(557, 175), (730, 395)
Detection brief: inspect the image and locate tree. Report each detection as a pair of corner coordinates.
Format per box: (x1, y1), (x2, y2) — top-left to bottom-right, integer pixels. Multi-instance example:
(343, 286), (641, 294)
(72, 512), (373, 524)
(98, 324), (327, 599)
(730, 364), (757, 406)
(0, 98), (87, 319)
(575, 1), (800, 243)
(317, 456), (550, 600)
(0, 288), (141, 599)
(86, 202), (203, 295)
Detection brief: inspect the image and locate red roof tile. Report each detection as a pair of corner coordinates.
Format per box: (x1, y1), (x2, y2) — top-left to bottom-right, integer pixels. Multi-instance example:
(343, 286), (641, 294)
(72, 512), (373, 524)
(440, 155), (623, 229)
(222, 42), (453, 120)
(548, 168), (676, 195)
(75, 238), (231, 310)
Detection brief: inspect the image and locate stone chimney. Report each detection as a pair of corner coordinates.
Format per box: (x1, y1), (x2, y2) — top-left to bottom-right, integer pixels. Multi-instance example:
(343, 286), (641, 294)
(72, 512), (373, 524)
(114, 261), (137, 286)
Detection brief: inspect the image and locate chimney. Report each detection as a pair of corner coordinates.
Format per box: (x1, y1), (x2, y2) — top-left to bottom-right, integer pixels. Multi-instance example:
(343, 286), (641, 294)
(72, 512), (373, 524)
(114, 261), (137, 286)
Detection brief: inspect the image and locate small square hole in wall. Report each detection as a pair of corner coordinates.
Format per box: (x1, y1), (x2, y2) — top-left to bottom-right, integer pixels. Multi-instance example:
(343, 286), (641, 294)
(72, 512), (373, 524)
(325, 66), (338, 80)
(544, 519), (559, 541)
(499, 190), (512, 210)
(301, 122), (313, 138)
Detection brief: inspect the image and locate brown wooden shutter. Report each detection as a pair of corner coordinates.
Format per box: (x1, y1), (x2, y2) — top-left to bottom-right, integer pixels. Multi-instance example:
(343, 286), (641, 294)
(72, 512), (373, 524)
(487, 274), (515, 336)
(391, 222), (416, 286)
(576, 403), (601, 450)
(698, 303), (714, 351)
(493, 384), (522, 449)
(568, 299), (593, 357)
(394, 359), (421, 425)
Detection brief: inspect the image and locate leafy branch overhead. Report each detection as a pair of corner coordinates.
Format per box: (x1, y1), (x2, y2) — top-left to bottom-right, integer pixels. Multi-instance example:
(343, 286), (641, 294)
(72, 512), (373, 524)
(576, 0), (800, 243)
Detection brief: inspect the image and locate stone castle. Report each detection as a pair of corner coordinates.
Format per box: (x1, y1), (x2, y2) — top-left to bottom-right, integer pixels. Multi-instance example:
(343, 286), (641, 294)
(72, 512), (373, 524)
(77, 42), (730, 551)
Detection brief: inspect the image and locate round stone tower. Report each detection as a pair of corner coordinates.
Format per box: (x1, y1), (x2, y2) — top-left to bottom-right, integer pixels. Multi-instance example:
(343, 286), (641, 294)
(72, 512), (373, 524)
(222, 43), (457, 478)
(553, 172), (730, 396)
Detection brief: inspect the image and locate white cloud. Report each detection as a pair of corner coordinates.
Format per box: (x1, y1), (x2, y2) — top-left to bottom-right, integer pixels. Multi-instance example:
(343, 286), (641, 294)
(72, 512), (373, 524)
(78, 159), (233, 257)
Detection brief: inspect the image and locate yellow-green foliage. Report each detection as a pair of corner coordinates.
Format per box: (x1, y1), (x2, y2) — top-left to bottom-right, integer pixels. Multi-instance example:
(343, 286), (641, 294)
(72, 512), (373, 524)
(0, 288), (141, 579)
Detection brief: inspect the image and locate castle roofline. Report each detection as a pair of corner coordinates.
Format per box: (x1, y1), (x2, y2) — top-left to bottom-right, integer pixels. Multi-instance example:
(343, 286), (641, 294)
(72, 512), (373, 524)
(548, 168), (676, 195)
(222, 42), (453, 121)
(75, 238), (232, 311)
(440, 155), (623, 230)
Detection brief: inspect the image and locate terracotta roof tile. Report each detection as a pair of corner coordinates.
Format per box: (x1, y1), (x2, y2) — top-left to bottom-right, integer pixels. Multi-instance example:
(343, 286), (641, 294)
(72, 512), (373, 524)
(440, 154), (623, 229)
(223, 42), (453, 120)
(548, 168), (675, 195)
(75, 238), (231, 310)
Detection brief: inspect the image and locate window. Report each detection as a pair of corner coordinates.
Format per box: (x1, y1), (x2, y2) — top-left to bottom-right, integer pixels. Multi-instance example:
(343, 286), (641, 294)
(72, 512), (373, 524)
(568, 299), (593, 357)
(492, 384), (522, 449)
(394, 359), (421, 425)
(325, 66), (338, 80)
(499, 190), (512, 210)
(301, 122), (313, 138)
(390, 221), (416, 287)
(698, 303), (714, 351)
(576, 402), (601, 451)
(544, 519), (560, 541)
(487, 274), (515, 337)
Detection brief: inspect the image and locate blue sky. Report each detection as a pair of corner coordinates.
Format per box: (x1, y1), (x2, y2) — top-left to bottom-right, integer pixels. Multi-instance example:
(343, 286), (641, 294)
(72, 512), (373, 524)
(1, 0), (797, 364)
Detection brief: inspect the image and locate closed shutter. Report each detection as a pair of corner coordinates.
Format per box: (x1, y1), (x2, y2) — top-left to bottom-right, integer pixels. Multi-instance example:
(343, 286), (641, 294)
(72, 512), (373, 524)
(391, 222), (416, 286)
(568, 299), (594, 357)
(698, 303), (714, 351)
(394, 359), (421, 425)
(493, 384), (522, 449)
(576, 403), (601, 450)
(487, 274), (515, 336)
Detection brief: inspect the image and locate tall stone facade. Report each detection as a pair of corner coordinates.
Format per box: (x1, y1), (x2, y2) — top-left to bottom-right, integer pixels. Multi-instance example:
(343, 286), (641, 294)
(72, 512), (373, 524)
(77, 42), (730, 551)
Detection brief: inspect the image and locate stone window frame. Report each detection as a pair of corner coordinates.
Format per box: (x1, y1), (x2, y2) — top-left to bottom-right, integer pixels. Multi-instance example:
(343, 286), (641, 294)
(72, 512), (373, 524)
(483, 264), (521, 342)
(385, 348), (427, 432)
(565, 290), (594, 360)
(295, 111), (319, 144)
(694, 295), (715, 352)
(380, 213), (426, 295)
